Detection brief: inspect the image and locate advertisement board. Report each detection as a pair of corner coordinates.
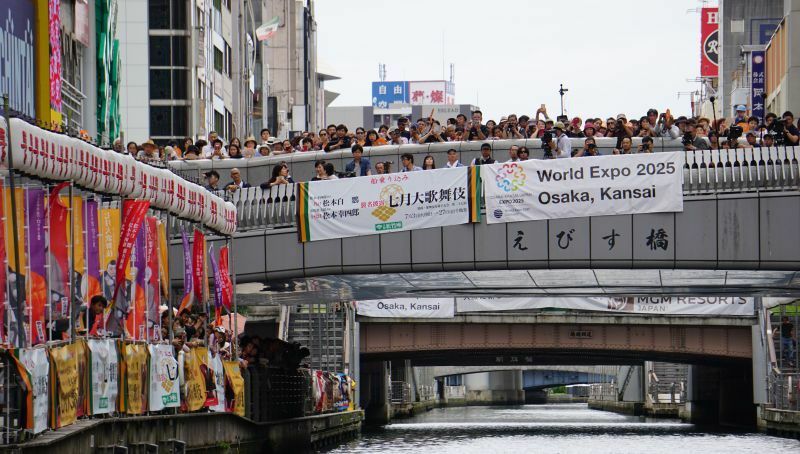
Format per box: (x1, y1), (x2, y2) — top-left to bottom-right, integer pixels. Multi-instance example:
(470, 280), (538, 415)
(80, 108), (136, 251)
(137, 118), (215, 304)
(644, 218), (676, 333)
(372, 81), (408, 108)
(701, 7), (719, 78)
(0, 0), (36, 118)
(408, 81), (454, 105)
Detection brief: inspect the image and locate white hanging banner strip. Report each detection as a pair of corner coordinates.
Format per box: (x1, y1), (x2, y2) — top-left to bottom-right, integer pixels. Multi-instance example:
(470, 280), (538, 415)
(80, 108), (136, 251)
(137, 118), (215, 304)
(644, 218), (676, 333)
(356, 298), (455, 318)
(87, 339), (118, 415)
(482, 152), (684, 223)
(148, 344), (181, 411)
(17, 348), (49, 434)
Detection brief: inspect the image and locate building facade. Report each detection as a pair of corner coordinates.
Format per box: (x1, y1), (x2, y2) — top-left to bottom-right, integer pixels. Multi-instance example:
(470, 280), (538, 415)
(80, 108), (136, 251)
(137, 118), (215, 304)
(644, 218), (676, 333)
(765, 0), (800, 115)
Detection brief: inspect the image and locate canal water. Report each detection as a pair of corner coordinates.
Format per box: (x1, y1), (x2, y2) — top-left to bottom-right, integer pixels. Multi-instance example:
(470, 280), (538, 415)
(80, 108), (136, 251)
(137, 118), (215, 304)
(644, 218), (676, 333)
(325, 403), (800, 453)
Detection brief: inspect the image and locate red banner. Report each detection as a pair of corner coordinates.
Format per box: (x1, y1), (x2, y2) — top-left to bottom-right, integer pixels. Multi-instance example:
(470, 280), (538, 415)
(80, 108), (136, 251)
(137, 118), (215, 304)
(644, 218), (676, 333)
(113, 200), (150, 303)
(48, 182), (70, 322)
(0, 183), (5, 344)
(145, 217), (160, 339)
(219, 246), (233, 312)
(192, 229), (206, 306)
(701, 7), (719, 78)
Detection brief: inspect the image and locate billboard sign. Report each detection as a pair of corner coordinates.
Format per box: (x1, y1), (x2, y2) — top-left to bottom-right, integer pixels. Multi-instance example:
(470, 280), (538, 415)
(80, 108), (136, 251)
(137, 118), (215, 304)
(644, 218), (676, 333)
(0, 0), (36, 117)
(372, 81), (408, 108)
(408, 80), (454, 105)
(701, 7), (719, 77)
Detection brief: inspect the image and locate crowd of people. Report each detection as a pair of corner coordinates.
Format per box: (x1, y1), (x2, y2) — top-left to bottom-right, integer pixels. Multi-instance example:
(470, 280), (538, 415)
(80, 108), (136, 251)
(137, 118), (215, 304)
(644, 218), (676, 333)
(117, 105), (800, 185)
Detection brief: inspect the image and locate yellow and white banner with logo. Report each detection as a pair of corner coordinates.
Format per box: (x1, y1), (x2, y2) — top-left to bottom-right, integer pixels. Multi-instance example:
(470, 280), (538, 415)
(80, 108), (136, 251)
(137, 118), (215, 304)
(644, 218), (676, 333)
(482, 152), (683, 223)
(149, 344), (180, 411)
(298, 168), (480, 242)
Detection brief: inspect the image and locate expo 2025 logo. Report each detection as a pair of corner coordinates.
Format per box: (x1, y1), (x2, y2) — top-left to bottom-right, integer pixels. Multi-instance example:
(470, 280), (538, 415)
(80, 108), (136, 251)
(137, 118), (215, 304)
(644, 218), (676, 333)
(495, 163), (526, 192)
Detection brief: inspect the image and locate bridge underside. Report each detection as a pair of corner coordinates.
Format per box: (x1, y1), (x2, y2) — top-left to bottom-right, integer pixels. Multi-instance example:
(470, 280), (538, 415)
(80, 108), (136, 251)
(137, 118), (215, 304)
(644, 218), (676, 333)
(359, 322), (752, 367)
(233, 269), (800, 306)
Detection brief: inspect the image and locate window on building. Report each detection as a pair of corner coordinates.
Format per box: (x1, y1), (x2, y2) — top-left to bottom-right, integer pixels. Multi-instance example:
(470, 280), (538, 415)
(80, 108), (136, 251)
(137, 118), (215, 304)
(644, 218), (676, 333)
(224, 41), (232, 77)
(150, 106), (188, 140)
(150, 0), (188, 30)
(214, 110), (225, 139)
(150, 69), (188, 100)
(213, 0), (222, 11)
(214, 47), (223, 73)
(225, 109), (233, 139)
(150, 36), (187, 67)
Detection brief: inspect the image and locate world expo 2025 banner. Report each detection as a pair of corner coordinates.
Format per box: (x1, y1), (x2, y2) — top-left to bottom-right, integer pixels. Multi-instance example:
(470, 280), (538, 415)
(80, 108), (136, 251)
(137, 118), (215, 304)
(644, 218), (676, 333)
(481, 152), (684, 223)
(297, 167), (480, 242)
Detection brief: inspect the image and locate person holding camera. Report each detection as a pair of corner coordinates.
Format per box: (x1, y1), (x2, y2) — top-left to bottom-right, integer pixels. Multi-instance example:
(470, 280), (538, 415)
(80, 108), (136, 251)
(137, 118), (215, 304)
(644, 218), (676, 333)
(546, 122), (572, 159)
(638, 136), (654, 153)
(575, 138), (600, 157)
(682, 122), (710, 151)
(466, 110), (488, 141)
(419, 120), (445, 144)
(780, 111), (800, 145)
(505, 114), (524, 139)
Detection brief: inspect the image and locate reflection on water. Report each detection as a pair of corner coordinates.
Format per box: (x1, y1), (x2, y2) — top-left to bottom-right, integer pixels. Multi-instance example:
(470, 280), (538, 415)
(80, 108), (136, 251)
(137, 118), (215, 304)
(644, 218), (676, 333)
(325, 403), (800, 454)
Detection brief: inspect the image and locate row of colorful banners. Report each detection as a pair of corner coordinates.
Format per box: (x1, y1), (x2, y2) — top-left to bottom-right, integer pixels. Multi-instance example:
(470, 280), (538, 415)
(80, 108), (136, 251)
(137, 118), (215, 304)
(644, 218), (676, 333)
(8, 340), (245, 434)
(355, 296), (781, 318)
(0, 181), (236, 347)
(297, 153), (683, 242)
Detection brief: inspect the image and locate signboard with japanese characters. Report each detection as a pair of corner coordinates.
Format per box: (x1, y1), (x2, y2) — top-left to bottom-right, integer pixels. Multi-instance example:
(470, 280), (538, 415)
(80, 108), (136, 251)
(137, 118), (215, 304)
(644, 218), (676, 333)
(751, 51), (765, 122)
(481, 152), (683, 224)
(408, 80), (454, 105)
(701, 7), (719, 77)
(371, 81), (408, 107)
(298, 167), (478, 242)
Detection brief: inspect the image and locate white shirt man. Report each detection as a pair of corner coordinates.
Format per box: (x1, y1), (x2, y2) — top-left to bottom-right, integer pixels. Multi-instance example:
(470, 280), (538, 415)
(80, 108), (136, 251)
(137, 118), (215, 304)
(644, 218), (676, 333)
(553, 123), (572, 158)
(445, 149), (463, 168)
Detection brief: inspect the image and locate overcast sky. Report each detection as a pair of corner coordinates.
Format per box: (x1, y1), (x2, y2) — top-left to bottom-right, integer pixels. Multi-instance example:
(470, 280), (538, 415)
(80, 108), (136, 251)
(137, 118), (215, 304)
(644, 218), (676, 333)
(315, 0), (706, 121)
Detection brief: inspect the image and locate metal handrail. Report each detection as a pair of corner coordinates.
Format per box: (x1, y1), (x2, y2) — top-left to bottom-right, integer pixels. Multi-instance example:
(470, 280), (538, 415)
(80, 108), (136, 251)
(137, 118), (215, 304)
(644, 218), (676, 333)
(175, 147), (800, 235)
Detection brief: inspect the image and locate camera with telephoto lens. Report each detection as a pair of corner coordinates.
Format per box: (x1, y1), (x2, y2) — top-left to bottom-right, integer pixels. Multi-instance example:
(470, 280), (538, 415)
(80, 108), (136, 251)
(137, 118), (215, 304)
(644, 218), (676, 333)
(727, 125), (743, 147)
(541, 130), (555, 158)
(681, 131), (693, 146)
(771, 121), (786, 145)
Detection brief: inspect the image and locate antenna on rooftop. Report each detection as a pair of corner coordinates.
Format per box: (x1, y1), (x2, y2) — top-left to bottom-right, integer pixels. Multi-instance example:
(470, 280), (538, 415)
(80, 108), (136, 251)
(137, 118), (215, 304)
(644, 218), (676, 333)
(378, 63), (386, 82)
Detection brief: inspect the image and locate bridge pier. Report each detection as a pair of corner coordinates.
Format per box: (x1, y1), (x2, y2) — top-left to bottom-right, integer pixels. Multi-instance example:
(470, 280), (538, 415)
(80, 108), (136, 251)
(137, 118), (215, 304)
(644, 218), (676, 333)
(683, 363), (755, 428)
(360, 361), (392, 425)
(464, 371), (525, 406)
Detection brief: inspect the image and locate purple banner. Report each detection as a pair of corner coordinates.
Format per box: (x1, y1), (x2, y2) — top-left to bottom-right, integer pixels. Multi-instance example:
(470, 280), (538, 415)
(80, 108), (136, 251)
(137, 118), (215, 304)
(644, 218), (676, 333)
(209, 246), (222, 312)
(85, 200), (101, 301)
(131, 226), (147, 340)
(25, 188), (47, 344)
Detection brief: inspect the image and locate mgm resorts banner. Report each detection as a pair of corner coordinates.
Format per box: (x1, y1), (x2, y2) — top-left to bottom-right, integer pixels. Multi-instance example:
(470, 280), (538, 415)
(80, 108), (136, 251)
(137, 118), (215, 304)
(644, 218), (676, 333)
(298, 167), (479, 242)
(482, 152), (683, 223)
(357, 298), (455, 318)
(456, 296), (756, 316)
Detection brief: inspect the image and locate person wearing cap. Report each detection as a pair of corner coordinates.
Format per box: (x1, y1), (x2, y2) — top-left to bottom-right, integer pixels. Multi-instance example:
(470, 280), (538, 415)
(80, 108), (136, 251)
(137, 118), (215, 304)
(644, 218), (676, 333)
(204, 170), (221, 192)
(546, 122), (572, 159)
(583, 122), (596, 138)
(136, 139), (161, 163)
(242, 136), (258, 158)
(470, 143), (496, 166)
(733, 105), (749, 129)
(396, 117), (412, 140)
(745, 132), (758, 148)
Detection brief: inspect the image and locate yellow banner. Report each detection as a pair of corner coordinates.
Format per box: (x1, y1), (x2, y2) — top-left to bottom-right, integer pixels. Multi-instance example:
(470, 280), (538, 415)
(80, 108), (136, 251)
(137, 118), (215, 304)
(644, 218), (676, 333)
(50, 343), (79, 428)
(3, 188), (26, 272)
(67, 196), (85, 276)
(98, 206), (121, 303)
(74, 339), (89, 418)
(184, 347), (209, 412)
(123, 343), (148, 415)
(223, 361), (246, 416)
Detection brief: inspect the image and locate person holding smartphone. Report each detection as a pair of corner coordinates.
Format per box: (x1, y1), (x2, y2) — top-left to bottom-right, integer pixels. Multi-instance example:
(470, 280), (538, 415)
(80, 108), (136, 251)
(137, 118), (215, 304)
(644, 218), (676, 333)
(466, 110), (488, 141)
(419, 120), (445, 143)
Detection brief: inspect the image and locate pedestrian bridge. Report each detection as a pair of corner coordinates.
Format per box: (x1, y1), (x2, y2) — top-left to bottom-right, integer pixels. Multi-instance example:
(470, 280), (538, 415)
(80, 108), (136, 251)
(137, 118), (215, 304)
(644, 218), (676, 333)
(357, 313), (756, 367)
(168, 141), (800, 305)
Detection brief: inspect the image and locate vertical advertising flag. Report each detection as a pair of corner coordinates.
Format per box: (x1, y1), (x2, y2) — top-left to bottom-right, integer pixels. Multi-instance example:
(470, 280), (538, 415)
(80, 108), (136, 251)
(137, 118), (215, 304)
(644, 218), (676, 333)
(5, 187), (26, 347)
(84, 200), (101, 303)
(122, 343), (148, 415)
(223, 361), (245, 416)
(157, 220), (169, 299)
(129, 227), (147, 340)
(98, 205), (120, 335)
(192, 229), (206, 308)
(701, 7), (719, 78)
(48, 183), (71, 325)
(218, 246), (233, 312)
(178, 230), (194, 313)
(87, 339), (118, 415)
(0, 183), (6, 344)
(148, 344), (180, 411)
(113, 200), (149, 303)
(50, 342), (79, 428)
(48, 0), (63, 114)
(16, 348), (49, 434)
(209, 246), (223, 325)
(25, 188), (47, 345)
(751, 51), (766, 122)
(70, 196), (85, 312)
(145, 217), (160, 339)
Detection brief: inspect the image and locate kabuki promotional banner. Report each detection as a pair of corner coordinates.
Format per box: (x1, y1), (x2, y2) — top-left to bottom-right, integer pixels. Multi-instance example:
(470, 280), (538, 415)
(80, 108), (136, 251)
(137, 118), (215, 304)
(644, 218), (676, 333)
(298, 167), (480, 242)
(482, 152), (683, 223)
